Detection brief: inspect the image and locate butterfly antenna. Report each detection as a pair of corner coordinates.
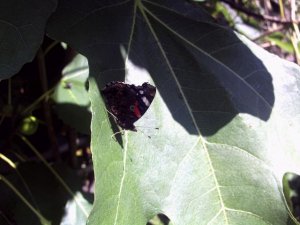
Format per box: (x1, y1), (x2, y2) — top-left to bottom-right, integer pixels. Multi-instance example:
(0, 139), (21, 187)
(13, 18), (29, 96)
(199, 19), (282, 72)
(104, 108), (117, 120)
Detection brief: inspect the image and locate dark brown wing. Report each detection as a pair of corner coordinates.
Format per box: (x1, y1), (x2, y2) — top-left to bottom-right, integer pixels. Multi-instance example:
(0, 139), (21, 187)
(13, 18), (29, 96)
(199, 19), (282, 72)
(101, 81), (156, 131)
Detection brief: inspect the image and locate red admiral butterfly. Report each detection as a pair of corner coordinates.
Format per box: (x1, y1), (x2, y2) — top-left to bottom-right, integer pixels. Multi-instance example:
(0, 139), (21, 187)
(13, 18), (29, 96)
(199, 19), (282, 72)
(101, 81), (156, 131)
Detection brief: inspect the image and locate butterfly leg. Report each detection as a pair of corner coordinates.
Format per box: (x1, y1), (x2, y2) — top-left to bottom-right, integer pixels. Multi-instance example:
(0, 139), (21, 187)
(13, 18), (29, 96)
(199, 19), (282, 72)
(110, 130), (124, 141)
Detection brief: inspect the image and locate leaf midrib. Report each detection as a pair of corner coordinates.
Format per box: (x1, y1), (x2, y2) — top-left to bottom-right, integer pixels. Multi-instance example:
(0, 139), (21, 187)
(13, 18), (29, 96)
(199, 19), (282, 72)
(138, 1), (229, 224)
(113, 1), (138, 223)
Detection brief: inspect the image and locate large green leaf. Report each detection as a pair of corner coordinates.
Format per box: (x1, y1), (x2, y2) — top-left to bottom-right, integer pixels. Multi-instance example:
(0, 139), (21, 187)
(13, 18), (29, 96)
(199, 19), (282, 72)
(51, 53), (91, 134)
(0, 0), (57, 79)
(47, 0), (300, 224)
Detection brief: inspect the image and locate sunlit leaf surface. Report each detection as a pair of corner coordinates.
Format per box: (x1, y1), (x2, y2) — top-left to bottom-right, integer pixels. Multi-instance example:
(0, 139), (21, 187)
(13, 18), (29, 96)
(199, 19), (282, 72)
(48, 1), (300, 224)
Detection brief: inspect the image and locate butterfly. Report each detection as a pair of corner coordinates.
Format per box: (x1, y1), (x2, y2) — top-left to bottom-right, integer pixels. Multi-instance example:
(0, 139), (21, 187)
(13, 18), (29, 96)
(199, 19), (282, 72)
(101, 81), (156, 131)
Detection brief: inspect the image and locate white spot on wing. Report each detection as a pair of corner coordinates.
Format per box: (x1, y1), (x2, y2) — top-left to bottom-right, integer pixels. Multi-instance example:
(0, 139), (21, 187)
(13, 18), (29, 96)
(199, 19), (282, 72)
(142, 96), (150, 106)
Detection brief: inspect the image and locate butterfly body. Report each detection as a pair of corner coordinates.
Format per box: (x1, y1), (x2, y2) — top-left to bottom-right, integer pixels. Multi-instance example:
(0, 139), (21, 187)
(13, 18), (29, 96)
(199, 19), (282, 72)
(101, 81), (156, 131)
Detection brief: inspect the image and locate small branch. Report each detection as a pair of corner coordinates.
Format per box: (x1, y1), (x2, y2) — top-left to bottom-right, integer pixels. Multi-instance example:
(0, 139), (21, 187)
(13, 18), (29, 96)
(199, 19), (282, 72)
(278, 0), (285, 19)
(37, 48), (59, 161)
(252, 25), (285, 42)
(18, 135), (89, 217)
(220, 0), (300, 24)
(44, 40), (60, 56)
(68, 126), (78, 168)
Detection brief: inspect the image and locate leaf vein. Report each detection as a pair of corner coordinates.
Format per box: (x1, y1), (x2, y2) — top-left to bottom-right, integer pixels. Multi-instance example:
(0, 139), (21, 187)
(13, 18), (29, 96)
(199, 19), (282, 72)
(113, 132), (129, 225)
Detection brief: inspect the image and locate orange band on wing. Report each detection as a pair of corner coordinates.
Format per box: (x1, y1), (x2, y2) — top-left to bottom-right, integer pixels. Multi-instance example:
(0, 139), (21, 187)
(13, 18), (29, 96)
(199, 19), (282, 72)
(133, 101), (142, 118)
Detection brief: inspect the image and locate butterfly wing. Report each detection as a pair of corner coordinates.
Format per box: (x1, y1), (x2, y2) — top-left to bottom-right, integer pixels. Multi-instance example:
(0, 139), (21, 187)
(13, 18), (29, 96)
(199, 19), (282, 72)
(101, 81), (156, 131)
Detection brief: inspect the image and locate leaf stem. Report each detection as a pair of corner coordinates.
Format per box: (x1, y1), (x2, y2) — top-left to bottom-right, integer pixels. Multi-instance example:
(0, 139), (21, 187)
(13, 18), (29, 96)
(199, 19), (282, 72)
(0, 153), (16, 168)
(0, 151), (42, 214)
(37, 48), (59, 160)
(21, 86), (55, 116)
(44, 41), (60, 56)
(18, 135), (89, 217)
(0, 174), (51, 225)
(278, 0), (285, 19)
